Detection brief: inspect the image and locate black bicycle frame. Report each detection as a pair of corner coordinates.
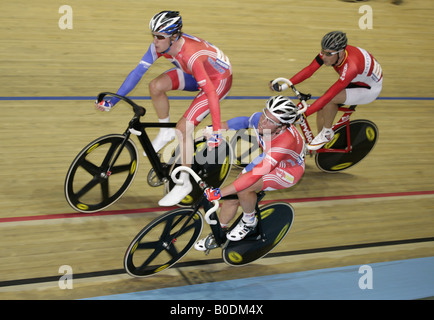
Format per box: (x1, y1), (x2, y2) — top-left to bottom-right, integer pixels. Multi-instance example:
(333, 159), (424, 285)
(202, 191), (267, 247)
(97, 92), (177, 182)
(131, 121), (177, 181)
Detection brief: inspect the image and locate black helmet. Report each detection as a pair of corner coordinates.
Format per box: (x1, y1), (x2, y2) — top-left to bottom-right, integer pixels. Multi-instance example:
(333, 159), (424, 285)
(321, 31), (347, 51)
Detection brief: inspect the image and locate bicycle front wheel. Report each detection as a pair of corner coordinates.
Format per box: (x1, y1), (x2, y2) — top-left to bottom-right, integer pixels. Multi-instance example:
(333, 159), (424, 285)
(315, 119), (379, 173)
(64, 134), (139, 213)
(124, 208), (203, 277)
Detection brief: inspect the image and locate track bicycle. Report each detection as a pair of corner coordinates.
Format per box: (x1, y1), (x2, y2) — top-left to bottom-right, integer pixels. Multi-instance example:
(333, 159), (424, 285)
(263, 78), (378, 173)
(124, 166), (295, 277)
(64, 93), (233, 213)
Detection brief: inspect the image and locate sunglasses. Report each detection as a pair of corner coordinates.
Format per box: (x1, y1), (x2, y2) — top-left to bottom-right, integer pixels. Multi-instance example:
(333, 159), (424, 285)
(262, 108), (281, 127)
(152, 33), (171, 40)
(321, 49), (342, 57)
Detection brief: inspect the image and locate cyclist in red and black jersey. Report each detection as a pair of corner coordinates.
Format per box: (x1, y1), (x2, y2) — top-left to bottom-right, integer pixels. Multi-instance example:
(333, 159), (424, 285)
(272, 31), (383, 150)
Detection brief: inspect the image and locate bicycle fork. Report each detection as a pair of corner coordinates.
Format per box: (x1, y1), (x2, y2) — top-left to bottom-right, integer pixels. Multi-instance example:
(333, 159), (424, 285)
(103, 132), (132, 178)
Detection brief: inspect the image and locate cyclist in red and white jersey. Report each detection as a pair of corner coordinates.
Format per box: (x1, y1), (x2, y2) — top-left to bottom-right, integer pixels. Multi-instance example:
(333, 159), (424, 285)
(272, 31), (383, 150)
(95, 11), (232, 206)
(195, 96), (305, 247)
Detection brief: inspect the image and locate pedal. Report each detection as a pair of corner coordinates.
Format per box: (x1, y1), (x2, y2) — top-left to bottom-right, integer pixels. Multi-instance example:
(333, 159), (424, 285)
(147, 168), (164, 187)
(205, 235), (218, 250)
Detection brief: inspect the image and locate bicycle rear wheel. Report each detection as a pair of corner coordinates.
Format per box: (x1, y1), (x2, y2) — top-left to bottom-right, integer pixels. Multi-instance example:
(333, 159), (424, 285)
(64, 134), (138, 213)
(166, 137), (233, 206)
(124, 208), (203, 277)
(315, 119), (379, 173)
(223, 202), (294, 266)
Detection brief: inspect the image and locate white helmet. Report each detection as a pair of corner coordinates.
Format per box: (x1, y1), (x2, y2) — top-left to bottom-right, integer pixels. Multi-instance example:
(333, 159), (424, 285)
(266, 95), (299, 124)
(149, 11), (182, 35)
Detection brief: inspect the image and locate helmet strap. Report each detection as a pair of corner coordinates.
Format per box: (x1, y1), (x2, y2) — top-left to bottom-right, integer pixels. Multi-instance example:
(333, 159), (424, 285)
(332, 52), (340, 67)
(161, 33), (181, 54)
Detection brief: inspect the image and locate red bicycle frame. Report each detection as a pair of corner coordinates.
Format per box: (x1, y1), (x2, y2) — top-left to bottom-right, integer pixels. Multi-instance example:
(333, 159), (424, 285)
(298, 106), (356, 154)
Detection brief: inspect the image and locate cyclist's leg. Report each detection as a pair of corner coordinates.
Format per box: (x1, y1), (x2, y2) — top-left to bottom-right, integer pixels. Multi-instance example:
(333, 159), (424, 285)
(159, 76), (232, 206)
(261, 164), (305, 191)
(149, 73), (173, 120)
(344, 80), (382, 106)
(310, 90), (346, 150)
(219, 179), (263, 226)
(149, 68), (199, 119)
(147, 69), (199, 154)
(195, 179), (263, 250)
(319, 89), (346, 130)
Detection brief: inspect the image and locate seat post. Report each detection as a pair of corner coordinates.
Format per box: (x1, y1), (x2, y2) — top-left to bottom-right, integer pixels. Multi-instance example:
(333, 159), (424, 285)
(255, 191), (266, 241)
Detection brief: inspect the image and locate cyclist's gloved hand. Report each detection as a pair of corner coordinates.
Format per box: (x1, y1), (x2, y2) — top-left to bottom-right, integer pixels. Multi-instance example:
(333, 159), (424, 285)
(204, 188), (222, 201)
(95, 100), (113, 112)
(207, 132), (222, 149)
(269, 80), (282, 92)
(202, 125), (213, 139)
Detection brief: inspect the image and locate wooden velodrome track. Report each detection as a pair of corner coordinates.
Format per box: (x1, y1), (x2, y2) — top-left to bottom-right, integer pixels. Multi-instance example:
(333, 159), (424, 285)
(0, 0), (433, 299)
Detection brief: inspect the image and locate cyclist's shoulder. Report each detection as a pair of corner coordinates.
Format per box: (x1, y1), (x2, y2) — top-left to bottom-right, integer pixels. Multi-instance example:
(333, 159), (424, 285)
(182, 34), (209, 51)
(249, 112), (262, 127)
(345, 45), (370, 63)
(274, 125), (303, 147)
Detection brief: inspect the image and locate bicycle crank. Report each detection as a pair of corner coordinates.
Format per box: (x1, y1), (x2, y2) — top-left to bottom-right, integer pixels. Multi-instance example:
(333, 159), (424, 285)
(147, 168), (165, 187)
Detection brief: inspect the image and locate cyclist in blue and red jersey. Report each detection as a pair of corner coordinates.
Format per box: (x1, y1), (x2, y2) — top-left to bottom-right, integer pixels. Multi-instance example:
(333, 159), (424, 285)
(95, 11), (232, 206)
(195, 96), (305, 248)
(272, 31), (383, 150)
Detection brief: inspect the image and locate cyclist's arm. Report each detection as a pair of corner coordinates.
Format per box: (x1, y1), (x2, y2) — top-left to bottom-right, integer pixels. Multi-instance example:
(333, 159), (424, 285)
(290, 54), (323, 85)
(304, 66), (357, 117)
(192, 61), (222, 131)
(110, 43), (159, 105)
(226, 112), (261, 130)
(231, 147), (288, 193)
(218, 153), (267, 197)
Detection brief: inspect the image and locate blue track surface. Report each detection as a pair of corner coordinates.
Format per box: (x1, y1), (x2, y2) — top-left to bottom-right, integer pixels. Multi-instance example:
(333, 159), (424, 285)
(86, 256), (434, 300)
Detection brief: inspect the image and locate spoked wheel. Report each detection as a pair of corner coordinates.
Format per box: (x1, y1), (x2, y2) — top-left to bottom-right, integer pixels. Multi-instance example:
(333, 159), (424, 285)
(223, 202), (294, 266)
(166, 137), (233, 206)
(124, 208), (203, 277)
(315, 119), (379, 173)
(64, 134), (138, 213)
(229, 129), (261, 168)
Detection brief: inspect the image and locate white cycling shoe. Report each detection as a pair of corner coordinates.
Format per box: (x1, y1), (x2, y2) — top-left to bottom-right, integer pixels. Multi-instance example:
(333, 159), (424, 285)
(307, 127), (335, 151)
(226, 218), (258, 241)
(158, 171), (192, 206)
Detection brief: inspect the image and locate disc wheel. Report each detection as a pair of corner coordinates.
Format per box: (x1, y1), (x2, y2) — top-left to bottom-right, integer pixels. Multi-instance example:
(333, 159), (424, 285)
(315, 120), (379, 173)
(223, 202), (294, 266)
(64, 134), (138, 213)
